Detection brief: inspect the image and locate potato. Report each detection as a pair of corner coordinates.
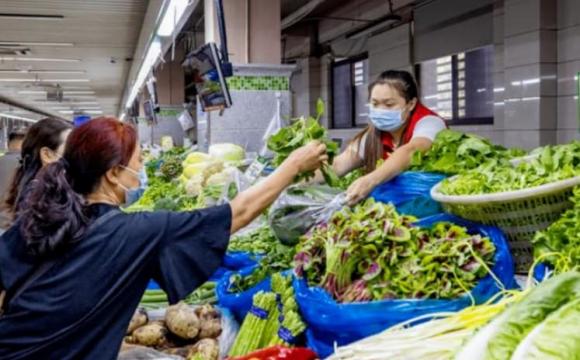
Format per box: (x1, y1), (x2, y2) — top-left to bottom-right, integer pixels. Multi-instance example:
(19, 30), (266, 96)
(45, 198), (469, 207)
(165, 302), (201, 340)
(127, 307), (149, 334)
(132, 321), (171, 348)
(163, 345), (194, 357)
(195, 305), (222, 339)
(187, 338), (219, 360)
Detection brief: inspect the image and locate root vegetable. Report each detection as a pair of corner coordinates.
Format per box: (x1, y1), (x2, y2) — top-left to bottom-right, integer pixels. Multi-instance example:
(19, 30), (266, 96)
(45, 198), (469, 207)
(132, 321), (171, 348)
(127, 307), (149, 334)
(188, 338), (219, 360)
(195, 305), (222, 339)
(165, 302), (201, 340)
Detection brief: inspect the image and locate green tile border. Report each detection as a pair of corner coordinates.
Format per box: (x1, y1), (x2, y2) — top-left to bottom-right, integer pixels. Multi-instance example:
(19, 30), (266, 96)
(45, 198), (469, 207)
(227, 75), (289, 91)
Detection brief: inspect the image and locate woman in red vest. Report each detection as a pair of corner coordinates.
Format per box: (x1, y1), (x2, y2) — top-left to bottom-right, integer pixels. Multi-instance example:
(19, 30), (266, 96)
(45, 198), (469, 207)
(330, 70), (446, 205)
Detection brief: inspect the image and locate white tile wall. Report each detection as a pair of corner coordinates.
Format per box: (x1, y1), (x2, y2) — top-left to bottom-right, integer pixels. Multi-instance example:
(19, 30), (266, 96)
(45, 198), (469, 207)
(557, 60), (580, 96)
(558, 0), (580, 29)
(539, 96), (558, 130)
(505, 63), (557, 98)
(557, 129), (580, 143)
(504, 0), (556, 37)
(557, 95), (579, 129)
(503, 129), (557, 148)
(505, 30), (557, 68)
(558, 26), (580, 63)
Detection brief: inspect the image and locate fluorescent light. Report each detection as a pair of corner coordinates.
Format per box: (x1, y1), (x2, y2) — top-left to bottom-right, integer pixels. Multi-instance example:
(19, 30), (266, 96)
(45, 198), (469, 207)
(0, 41), (73, 47)
(0, 78), (89, 82)
(18, 90), (46, 95)
(0, 70), (84, 75)
(126, 40), (161, 108)
(157, 0), (189, 37)
(59, 110), (103, 115)
(64, 90), (95, 95)
(493, 87), (505, 93)
(120, 113), (126, 121)
(0, 112), (36, 122)
(0, 57), (80, 62)
(0, 14), (64, 21)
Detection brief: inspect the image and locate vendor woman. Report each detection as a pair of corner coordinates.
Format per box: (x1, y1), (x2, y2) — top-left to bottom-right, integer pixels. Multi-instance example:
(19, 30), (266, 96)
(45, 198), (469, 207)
(327, 70), (446, 205)
(0, 117), (327, 359)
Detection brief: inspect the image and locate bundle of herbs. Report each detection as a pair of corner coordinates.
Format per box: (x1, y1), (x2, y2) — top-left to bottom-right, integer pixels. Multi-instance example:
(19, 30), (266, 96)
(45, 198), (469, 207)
(267, 99), (340, 186)
(294, 199), (495, 302)
(228, 225), (278, 254)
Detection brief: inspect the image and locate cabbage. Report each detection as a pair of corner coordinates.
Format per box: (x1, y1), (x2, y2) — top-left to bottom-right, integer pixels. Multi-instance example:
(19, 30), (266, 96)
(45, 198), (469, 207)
(206, 167), (238, 186)
(511, 297), (580, 360)
(209, 143), (245, 164)
(456, 272), (580, 360)
(183, 151), (212, 166)
(182, 160), (224, 180)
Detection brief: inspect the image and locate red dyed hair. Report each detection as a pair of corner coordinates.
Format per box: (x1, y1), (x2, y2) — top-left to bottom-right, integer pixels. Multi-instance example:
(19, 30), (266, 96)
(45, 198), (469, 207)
(65, 117), (137, 194)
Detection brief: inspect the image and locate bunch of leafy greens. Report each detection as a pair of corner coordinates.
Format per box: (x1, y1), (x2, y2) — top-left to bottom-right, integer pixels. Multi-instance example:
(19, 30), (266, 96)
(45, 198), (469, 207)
(410, 129), (525, 175)
(294, 199), (495, 302)
(532, 187), (580, 273)
(227, 244), (295, 293)
(440, 141), (580, 195)
(228, 225), (279, 254)
(456, 271), (580, 360)
(267, 99), (340, 186)
(124, 177), (197, 212)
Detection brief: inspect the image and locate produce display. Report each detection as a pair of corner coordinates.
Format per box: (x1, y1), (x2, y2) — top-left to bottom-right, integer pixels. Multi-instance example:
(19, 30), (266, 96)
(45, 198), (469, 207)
(410, 129), (525, 175)
(140, 282), (217, 309)
(227, 225), (278, 254)
(533, 187), (580, 273)
(124, 303), (222, 360)
(328, 292), (519, 360)
(294, 199), (495, 302)
(440, 141), (580, 195)
(267, 99), (340, 186)
(226, 244), (294, 294)
(456, 271), (580, 360)
(229, 274), (306, 356)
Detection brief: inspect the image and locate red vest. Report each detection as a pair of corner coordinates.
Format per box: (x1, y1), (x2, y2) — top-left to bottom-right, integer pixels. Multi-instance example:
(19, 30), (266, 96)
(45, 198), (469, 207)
(380, 102), (443, 159)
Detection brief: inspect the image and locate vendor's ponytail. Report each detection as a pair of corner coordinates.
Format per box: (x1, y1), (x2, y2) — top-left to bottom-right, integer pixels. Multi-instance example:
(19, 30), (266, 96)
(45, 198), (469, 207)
(19, 159), (88, 257)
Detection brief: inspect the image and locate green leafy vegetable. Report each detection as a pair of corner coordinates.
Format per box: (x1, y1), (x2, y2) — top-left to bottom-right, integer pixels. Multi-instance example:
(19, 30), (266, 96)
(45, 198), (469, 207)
(294, 199), (495, 302)
(228, 225), (278, 254)
(267, 100), (339, 185)
(410, 129), (524, 175)
(440, 141), (580, 195)
(456, 271), (580, 360)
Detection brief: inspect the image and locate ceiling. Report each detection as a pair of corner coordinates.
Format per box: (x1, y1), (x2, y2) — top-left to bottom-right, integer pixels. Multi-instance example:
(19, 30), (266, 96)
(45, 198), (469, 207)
(0, 0), (149, 121)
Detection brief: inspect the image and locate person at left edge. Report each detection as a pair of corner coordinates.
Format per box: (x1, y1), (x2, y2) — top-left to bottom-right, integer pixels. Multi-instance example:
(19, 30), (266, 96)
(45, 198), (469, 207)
(0, 117), (328, 360)
(0, 128), (26, 230)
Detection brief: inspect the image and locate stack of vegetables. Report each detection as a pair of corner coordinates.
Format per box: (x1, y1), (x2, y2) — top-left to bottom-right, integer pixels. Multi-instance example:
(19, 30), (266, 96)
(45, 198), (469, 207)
(294, 199), (496, 302)
(124, 303), (222, 360)
(140, 282), (219, 309)
(440, 141), (580, 195)
(229, 274), (307, 356)
(410, 129), (525, 175)
(532, 186), (580, 273)
(227, 225), (279, 255)
(267, 99), (340, 187)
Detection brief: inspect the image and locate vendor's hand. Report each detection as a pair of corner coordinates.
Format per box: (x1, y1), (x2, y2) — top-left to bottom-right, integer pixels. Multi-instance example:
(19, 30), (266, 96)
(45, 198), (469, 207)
(345, 175), (378, 205)
(286, 141), (328, 173)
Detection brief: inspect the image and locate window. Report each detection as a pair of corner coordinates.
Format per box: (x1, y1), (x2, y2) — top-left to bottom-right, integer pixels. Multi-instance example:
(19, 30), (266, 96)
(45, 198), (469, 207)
(418, 45), (494, 125)
(331, 55), (369, 129)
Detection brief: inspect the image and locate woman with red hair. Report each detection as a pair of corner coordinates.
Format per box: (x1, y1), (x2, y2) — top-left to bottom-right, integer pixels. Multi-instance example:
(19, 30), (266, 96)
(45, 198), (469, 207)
(0, 117), (327, 359)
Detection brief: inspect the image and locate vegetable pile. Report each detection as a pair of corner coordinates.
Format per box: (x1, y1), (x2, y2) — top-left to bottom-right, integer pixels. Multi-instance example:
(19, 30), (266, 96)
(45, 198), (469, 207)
(226, 244), (295, 294)
(229, 274), (307, 356)
(267, 99), (340, 186)
(294, 199), (495, 302)
(440, 141), (580, 195)
(227, 225), (278, 254)
(456, 271), (580, 360)
(140, 282), (218, 309)
(532, 187), (580, 273)
(410, 130), (525, 175)
(124, 303), (222, 360)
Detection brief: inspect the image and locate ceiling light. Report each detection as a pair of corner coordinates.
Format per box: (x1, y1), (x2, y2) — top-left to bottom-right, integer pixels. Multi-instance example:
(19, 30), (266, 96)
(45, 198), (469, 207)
(0, 41), (73, 47)
(64, 91), (95, 95)
(0, 78), (89, 82)
(0, 112), (36, 122)
(59, 110), (103, 115)
(18, 90), (46, 95)
(0, 13), (64, 20)
(0, 57), (80, 62)
(126, 40), (161, 108)
(0, 69), (85, 74)
(157, 0), (189, 37)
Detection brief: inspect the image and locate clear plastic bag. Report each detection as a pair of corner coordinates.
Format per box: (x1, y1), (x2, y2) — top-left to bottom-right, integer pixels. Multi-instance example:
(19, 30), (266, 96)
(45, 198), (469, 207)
(268, 185), (344, 245)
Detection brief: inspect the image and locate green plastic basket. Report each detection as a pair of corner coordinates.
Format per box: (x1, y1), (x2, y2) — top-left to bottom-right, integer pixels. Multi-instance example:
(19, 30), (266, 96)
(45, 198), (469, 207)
(431, 175), (580, 273)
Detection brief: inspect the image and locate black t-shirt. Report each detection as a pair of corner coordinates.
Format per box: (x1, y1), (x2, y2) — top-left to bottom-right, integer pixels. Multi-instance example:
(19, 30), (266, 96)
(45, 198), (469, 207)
(0, 203), (232, 360)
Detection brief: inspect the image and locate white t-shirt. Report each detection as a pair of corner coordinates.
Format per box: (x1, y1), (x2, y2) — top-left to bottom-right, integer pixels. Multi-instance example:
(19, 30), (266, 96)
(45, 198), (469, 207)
(351, 115), (446, 160)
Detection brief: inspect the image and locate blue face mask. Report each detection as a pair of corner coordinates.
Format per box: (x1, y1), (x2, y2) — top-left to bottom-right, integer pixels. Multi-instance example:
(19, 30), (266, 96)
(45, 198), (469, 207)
(369, 106), (405, 132)
(119, 166), (147, 205)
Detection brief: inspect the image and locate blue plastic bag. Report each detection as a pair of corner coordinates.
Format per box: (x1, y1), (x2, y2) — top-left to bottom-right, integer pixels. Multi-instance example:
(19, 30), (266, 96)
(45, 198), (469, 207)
(295, 214), (515, 358)
(370, 171), (447, 218)
(216, 265), (272, 322)
(533, 263), (552, 282)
